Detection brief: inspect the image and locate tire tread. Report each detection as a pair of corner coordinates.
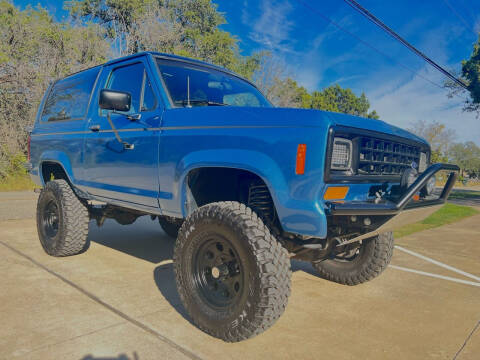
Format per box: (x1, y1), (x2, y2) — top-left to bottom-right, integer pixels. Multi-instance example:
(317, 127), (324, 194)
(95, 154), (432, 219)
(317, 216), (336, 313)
(313, 232), (394, 286)
(37, 179), (89, 256)
(174, 201), (291, 342)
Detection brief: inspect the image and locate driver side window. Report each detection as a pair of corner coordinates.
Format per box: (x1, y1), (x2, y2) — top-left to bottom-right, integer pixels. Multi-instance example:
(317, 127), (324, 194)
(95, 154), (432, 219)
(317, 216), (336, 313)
(106, 62), (156, 114)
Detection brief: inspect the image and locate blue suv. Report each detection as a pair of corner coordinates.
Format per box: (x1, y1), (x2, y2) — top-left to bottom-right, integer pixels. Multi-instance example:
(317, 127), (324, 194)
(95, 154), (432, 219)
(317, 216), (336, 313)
(28, 52), (458, 341)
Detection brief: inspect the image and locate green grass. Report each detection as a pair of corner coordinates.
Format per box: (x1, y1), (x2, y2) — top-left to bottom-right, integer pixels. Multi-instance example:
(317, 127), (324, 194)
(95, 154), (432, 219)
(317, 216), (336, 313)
(394, 203), (479, 238)
(0, 174), (36, 191)
(448, 191), (480, 200)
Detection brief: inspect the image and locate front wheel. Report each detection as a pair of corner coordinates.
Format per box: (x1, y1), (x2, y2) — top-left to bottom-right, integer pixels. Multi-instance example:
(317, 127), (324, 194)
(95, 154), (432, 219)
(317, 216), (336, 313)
(312, 232), (394, 285)
(174, 201), (291, 342)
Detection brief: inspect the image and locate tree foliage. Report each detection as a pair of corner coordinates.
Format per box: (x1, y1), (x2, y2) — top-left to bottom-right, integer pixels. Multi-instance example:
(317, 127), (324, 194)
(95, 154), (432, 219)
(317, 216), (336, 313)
(0, 0), (109, 178)
(0, 0), (382, 181)
(408, 120), (456, 163)
(252, 52), (378, 117)
(65, 0), (260, 78)
(448, 141), (480, 178)
(446, 35), (480, 114)
(261, 77), (379, 118)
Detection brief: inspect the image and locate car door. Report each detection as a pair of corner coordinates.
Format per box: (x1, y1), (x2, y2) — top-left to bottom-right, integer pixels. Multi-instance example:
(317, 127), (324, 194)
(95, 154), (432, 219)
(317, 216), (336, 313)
(81, 57), (162, 208)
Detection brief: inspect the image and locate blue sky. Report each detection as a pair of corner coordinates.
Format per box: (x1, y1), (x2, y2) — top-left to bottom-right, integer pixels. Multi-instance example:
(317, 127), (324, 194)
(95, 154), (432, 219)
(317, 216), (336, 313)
(13, 0), (480, 143)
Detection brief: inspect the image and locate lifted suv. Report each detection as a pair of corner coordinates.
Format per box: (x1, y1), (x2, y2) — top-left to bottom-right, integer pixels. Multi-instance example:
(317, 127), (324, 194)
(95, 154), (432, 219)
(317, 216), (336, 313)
(28, 52), (458, 342)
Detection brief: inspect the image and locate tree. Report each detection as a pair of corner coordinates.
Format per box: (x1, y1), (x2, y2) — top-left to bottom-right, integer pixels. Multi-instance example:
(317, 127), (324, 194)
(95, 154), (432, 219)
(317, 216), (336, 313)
(66, 0), (261, 79)
(260, 77), (379, 118)
(446, 35), (480, 114)
(305, 85), (379, 119)
(0, 1), (109, 178)
(408, 120), (456, 163)
(449, 141), (480, 178)
(252, 53), (379, 117)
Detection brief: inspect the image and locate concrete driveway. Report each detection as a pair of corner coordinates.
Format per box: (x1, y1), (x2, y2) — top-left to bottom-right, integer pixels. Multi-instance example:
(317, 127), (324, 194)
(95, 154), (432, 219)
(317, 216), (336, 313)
(1, 192), (479, 359)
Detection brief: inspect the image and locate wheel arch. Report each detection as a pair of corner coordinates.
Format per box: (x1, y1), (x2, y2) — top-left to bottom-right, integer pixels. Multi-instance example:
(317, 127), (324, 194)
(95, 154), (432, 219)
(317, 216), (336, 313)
(181, 166), (281, 217)
(38, 151), (75, 187)
(176, 150), (289, 220)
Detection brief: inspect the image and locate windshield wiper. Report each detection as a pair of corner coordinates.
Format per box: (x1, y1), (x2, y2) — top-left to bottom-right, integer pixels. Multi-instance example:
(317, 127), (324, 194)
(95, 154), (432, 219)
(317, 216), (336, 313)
(177, 99), (229, 107)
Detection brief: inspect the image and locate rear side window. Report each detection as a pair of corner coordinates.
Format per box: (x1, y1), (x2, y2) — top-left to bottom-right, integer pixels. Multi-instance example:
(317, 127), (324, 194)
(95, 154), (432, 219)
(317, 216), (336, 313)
(42, 67), (99, 122)
(106, 62), (157, 114)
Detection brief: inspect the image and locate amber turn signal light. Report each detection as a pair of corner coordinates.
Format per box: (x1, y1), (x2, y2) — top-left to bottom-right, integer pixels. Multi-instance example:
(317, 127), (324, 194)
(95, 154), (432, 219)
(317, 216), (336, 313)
(295, 144), (307, 175)
(324, 186), (349, 200)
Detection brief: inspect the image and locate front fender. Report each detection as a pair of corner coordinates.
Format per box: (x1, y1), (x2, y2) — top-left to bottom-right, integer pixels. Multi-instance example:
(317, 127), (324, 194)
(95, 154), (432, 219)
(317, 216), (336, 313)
(169, 149), (328, 238)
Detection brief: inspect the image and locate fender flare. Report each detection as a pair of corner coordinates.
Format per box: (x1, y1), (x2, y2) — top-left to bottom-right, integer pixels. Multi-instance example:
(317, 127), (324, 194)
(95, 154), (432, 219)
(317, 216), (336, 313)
(175, 149), (328, 238)
(38, 151), (75, 186)
(177, 149), (288, 217)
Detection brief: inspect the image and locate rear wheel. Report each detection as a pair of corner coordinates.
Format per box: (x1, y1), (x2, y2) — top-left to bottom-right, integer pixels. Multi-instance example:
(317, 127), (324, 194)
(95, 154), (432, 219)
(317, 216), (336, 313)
(158, 216), (182, 238)
(174, 201), (291, 342)
(312, 232), (394, 285)
(36, 179), (90, 256)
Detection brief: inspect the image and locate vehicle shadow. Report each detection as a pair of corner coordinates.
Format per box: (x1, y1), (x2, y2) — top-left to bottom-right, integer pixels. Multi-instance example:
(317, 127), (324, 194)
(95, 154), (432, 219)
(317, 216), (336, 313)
(88, 216), (194, 324)
(291, 259), (318, 276)
(88, 217), (173, 264)
(153, 262), (194, 325)
(88, 216), (318, 324)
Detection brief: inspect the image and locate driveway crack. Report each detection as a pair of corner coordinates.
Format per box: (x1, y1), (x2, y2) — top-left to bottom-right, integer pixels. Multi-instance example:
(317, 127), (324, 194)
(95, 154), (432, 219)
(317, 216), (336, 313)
(0, 240), (203, 360)
(453, 318), (480, 359)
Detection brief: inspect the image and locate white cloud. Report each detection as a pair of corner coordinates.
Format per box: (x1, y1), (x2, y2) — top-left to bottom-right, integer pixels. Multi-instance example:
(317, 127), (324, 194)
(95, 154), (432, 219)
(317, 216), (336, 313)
(246, 0), (295, 52)
(369, 65), (480, 144)
(366, 24), (480, 145)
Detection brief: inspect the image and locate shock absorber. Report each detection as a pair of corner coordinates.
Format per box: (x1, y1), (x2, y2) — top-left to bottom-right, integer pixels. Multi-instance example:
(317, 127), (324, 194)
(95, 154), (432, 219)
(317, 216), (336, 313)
(247, 181), (276, 224)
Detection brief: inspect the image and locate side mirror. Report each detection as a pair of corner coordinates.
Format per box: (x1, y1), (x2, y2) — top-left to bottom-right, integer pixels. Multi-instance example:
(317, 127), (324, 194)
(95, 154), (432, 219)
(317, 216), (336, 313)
(99, 89), (131, 112)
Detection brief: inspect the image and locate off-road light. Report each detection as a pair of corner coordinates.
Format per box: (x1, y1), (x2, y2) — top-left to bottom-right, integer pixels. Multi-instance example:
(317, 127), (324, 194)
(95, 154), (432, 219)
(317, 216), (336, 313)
(419, 152), (428, 172)
(331, 138), (352, 170)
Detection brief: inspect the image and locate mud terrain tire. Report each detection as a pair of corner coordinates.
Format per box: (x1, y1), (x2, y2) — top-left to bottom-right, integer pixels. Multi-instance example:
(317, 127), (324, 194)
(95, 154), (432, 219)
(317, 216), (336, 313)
(313, 232), (394, 285)
(174, 201), (291, 342)
(36, 179), (90, 256)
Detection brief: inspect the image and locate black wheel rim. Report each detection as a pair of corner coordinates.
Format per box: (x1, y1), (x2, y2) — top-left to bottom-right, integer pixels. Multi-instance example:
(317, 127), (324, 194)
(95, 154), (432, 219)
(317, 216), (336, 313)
(193, 235), (244, 309)
(42, 200), (59, 239)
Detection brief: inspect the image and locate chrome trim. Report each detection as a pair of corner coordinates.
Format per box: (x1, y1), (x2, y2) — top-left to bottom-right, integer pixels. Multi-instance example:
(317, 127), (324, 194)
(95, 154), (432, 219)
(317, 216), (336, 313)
(30, 125), (303, 137)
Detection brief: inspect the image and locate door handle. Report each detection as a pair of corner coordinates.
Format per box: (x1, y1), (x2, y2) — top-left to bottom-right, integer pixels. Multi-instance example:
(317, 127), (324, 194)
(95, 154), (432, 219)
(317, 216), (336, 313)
(89, 124), (100, 132)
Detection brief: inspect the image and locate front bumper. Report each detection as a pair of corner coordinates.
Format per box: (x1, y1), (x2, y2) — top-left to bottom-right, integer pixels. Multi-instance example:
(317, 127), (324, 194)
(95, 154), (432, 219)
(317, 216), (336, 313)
(326, 163), (459, 242)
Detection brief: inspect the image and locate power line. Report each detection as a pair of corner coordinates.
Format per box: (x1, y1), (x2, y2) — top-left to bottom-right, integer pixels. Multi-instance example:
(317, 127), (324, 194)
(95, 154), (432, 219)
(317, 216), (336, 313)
(293, 0), (453, 93)
(442, 0), (477, 36)
(343, 0), (468, 90)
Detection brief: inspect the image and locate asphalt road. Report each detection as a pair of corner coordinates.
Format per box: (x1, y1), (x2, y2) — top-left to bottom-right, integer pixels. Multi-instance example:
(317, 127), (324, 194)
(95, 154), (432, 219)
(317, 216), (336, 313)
(1, 192), (479, 359)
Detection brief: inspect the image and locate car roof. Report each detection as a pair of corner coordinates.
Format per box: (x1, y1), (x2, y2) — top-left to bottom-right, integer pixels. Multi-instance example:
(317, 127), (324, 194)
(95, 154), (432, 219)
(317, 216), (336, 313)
(63, 51), (254, 87)
(106, 52), (228, 72)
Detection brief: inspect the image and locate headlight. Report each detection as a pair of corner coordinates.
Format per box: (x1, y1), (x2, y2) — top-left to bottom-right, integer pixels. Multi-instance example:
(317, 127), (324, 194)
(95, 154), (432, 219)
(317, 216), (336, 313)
(331, 138), (352, 170)
(401, 167), (418, 189)
(422, 175), (436, 196)
(419, 152), (428, 172)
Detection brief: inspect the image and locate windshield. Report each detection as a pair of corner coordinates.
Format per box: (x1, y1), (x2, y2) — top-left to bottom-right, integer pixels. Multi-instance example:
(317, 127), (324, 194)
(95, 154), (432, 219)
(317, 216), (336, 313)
(156, 58), (271, 108)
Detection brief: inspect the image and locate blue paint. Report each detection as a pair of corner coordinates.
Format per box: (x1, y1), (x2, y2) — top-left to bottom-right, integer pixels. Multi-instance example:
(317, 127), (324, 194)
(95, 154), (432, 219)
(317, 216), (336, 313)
(29, 52), (429, 239)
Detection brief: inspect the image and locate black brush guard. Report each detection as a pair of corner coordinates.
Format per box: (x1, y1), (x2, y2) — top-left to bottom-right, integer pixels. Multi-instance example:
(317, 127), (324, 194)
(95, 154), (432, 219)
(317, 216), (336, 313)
(326, 163), (459, 243)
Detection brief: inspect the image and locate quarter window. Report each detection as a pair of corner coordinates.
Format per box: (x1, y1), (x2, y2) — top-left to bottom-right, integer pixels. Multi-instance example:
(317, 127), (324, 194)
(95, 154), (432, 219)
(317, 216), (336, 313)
(42, 67), (99, 122)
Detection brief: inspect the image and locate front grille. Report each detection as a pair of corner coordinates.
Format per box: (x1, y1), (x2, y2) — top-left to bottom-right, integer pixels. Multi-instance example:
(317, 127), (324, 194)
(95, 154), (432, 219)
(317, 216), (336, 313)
(358, 136), (420, 176)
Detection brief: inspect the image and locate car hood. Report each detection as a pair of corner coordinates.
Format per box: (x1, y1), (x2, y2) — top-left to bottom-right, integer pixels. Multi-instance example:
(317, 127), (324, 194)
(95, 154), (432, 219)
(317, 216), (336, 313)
(165, 106), (428, 146)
